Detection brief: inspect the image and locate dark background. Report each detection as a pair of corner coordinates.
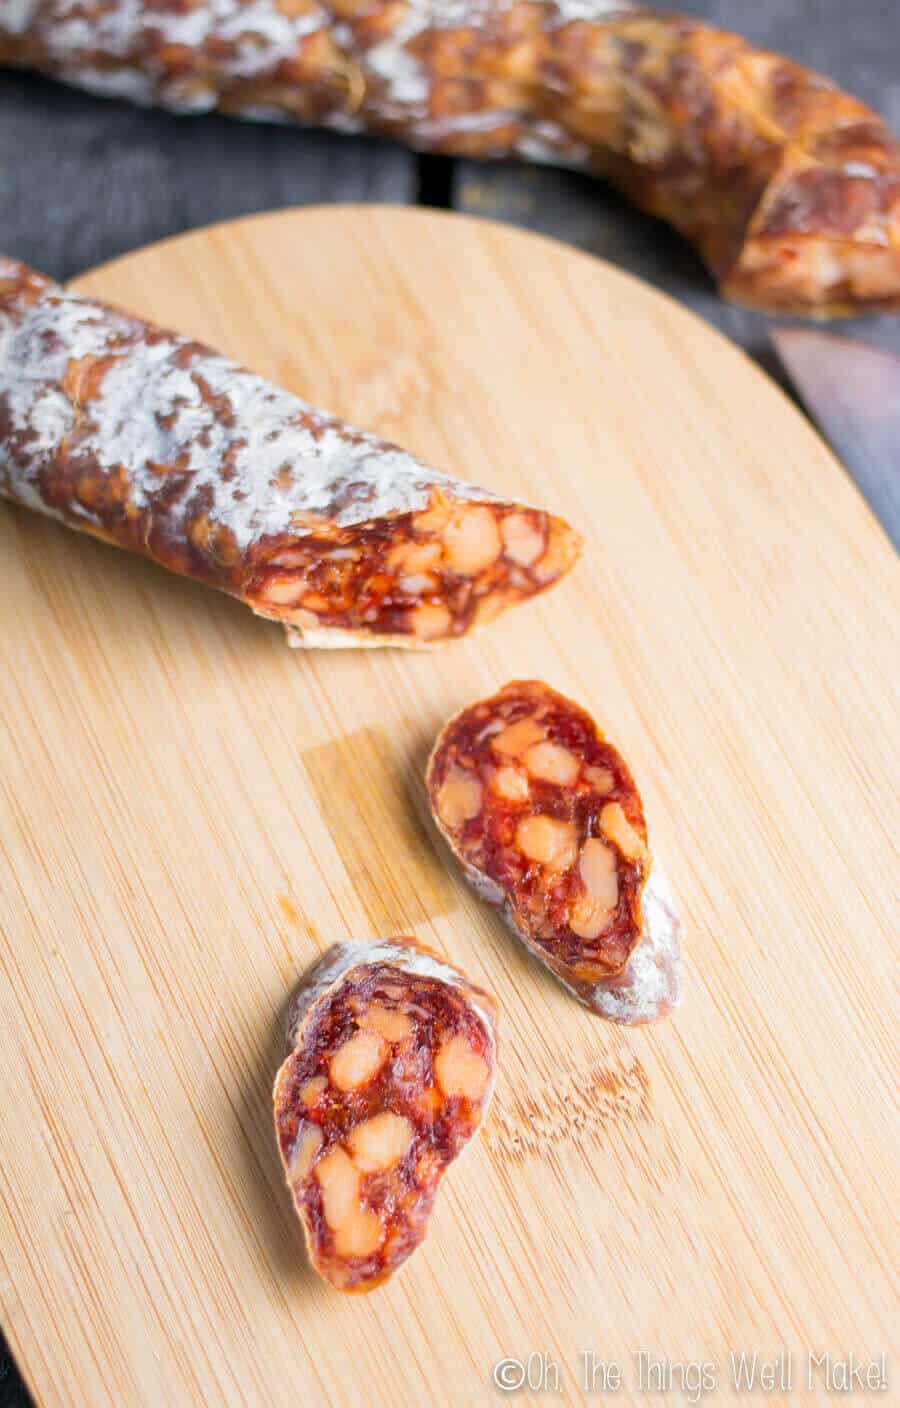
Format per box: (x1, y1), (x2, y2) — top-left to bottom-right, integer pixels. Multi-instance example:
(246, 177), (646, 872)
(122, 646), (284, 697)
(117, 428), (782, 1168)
(0, 2), (897, 1403)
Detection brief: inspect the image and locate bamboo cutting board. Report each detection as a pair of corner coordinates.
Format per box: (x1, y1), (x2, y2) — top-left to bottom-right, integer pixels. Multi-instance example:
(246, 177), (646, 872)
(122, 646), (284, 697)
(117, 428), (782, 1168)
(0, 208), (897, 1408)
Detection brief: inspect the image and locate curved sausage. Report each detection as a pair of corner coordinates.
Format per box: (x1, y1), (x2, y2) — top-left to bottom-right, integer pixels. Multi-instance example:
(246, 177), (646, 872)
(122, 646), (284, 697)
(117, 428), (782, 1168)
(273, 939), (498, 1291)
(426, 680), (683, 1022)
(0, 258), (580, 647)
(2, 3), (898, 315)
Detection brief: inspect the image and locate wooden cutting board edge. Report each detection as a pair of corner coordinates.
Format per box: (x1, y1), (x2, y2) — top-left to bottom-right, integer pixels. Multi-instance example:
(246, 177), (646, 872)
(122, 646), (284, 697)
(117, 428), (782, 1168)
(0, 201), (895, 1408)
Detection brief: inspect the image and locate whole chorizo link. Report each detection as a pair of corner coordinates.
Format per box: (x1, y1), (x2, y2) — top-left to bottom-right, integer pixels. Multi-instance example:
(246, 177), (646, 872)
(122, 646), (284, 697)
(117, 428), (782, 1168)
(1, 1), (898, 315)
(426, 680), (683, 1023)
(0, 258), (580, 647)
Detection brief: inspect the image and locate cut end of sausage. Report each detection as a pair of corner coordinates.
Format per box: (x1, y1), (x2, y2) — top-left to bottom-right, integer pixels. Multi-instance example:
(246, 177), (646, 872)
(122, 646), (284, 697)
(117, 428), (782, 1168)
(427, 680), (682, 1022)
(248, 491), (581, 647)
(273, 940), (497, 1292)
(585, 864), (684, 1024)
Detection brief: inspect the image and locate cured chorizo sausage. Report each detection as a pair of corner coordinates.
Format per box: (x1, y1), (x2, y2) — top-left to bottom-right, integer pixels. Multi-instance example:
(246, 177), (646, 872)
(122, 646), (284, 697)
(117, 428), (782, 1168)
(0, 258), (580, 647)
(426, 680), (683, 1023)
(273, 939), (498, 1291)
(2, 2), (898, 315)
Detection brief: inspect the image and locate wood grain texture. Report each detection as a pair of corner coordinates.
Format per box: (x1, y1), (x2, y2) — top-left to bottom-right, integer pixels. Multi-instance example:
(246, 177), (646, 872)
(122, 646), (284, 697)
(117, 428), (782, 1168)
(0, 207), (897, 1408)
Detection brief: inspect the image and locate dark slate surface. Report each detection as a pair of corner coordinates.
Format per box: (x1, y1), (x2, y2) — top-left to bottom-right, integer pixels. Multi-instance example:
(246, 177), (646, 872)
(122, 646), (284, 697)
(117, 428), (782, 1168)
(0, 2), (897, 1404)
(1, 71), (417, 280)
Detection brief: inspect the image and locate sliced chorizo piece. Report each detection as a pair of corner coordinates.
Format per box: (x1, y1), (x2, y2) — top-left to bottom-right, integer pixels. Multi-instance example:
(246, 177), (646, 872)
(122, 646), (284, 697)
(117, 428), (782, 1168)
(0, 259), (580, 649)
(426, 680), (683, 1023)
(273, 939), (497, 1292)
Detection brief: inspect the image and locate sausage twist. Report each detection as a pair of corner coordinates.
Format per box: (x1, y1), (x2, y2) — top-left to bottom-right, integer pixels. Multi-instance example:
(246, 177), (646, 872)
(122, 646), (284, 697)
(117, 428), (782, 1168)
(2, 0), (899, 315)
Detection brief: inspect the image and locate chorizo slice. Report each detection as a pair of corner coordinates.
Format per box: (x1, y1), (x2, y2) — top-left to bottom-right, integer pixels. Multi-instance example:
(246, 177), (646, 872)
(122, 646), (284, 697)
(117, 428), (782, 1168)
(0, 259), (580, 648)
(426, 680), (683, 1023)
(273, 939), (497, 1292)
(2, 4), (898, 315)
